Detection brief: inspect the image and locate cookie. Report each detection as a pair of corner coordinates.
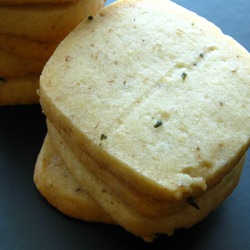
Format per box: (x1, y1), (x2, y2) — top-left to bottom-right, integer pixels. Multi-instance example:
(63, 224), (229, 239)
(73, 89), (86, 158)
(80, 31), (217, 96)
(34, 134), (113, 223)
(47, 120), (246, 241)
(0, 50), (44, 77)
(39, 0), (250, 240)
(0, 0), (106, 42)
(0, 33), (57, 62)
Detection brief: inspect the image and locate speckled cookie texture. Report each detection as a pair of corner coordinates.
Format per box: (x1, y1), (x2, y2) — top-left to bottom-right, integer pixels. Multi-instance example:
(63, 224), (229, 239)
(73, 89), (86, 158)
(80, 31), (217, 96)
(38, 0), (250, 241)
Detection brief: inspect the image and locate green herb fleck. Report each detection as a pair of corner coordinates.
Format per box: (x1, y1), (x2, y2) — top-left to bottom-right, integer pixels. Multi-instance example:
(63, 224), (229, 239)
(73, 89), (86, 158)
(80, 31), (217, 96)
(199, 53), (204, 58)
(154, 120), (163, 128)
(88, 15), (93, 20)
(100, 134), (107, 140)
(181, 72), (188, 81)
(219, 102), (224, 107)
(186, 197), (200, 210)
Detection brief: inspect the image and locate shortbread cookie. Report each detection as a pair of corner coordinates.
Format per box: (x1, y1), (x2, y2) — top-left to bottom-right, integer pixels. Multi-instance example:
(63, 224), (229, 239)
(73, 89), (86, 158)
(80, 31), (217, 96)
(40, 0), (250, 199)
(34, 134), (113, 223)
(0, 0), (106, 42)
(0, 74), (39, 105)
(47, 120), (245, 241)
(0, 0), (105, 105)
(39, 0), (250, 241)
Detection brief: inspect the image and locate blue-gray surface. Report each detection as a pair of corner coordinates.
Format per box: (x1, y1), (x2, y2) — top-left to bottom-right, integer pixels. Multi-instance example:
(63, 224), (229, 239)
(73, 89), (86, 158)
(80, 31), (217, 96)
(1, 1), (249, 249)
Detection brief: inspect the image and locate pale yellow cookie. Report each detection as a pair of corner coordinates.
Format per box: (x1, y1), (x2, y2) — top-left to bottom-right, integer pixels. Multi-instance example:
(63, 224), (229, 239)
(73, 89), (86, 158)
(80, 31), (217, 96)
(34, 134), (114, 223)
(39, 0), (250, 241)
(0, 0), (105, 105)
(47, 120), (246, 242)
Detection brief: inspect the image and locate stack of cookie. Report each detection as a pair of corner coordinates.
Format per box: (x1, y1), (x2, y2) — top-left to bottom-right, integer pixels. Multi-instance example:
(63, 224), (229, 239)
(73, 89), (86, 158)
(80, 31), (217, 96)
(0, 0), (105, 105)
(34, 0), (250, 242)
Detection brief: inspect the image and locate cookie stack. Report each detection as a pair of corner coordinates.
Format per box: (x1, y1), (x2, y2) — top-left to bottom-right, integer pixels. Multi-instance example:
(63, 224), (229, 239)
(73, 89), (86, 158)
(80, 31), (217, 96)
(0, 0), (105, 105)
(34, 0), (250, 242)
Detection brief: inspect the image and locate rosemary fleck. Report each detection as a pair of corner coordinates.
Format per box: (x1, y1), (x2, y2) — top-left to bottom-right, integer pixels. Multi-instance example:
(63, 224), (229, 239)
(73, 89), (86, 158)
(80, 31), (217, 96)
(181, 72), (188, 81)
(100, 133), (107, 140)
(154, 120), (163, 128)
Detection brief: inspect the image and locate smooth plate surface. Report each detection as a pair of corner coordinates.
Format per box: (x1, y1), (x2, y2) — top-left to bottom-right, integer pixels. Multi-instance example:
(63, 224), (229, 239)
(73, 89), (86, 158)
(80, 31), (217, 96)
(0, 0), (250, 249)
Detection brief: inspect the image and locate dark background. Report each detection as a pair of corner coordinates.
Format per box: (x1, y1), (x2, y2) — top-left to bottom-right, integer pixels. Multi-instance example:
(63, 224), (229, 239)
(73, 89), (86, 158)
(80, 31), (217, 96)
(1, 0), (249, 249)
